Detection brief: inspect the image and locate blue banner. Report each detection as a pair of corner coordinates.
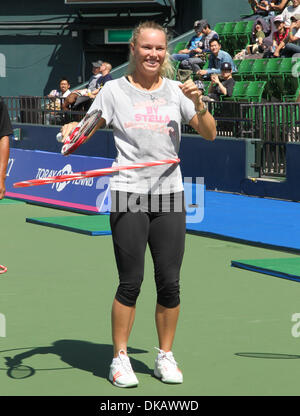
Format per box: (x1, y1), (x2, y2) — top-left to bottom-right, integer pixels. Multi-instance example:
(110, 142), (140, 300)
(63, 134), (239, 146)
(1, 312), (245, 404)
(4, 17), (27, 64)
(5, 149), (114, 213)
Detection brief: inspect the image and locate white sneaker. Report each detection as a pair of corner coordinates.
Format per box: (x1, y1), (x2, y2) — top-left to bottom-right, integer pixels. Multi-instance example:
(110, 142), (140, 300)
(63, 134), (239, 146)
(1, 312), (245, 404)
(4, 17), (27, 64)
(109, 350), (139, 388)
(154, 348), (183, 384)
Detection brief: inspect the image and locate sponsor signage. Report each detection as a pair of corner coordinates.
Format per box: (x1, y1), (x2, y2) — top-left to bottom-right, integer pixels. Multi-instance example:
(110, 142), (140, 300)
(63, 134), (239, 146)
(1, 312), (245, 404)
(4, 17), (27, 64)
(5, 149), (113, 213)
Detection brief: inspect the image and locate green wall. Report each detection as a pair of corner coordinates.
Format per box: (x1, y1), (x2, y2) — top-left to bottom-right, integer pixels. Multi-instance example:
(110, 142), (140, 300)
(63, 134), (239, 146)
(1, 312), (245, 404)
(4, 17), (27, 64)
(202, 0), (252, 27)
(0, 0), (253, 97)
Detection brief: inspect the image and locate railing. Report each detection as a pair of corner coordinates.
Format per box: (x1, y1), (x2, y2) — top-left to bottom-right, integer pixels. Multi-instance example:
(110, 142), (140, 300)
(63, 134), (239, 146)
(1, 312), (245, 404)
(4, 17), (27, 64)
(3, 96), (87, 126)
(3, 96), (300, 178)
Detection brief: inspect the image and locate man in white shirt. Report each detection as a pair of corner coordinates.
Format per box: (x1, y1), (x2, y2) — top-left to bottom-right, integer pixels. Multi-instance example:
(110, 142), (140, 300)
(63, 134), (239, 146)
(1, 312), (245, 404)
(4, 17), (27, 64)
(279, 0), (300, 27)
(48, 78), (71, 98)
(280, 12), (300, 55)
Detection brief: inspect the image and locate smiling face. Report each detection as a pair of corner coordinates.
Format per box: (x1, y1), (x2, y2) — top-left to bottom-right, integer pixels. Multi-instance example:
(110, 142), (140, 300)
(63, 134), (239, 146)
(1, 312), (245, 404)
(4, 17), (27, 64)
(293, 0), (300, 8)
(59, 80), (70, 94)
(130, 28), (167, 78)
(209, 40), (221, 56)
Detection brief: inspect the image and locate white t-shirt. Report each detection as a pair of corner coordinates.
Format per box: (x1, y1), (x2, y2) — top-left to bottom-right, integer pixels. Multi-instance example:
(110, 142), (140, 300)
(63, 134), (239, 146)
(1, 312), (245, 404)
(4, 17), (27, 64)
(280, 5), (300, 27)
(292, 27), (300, 46)
(87, 76), (196, 194)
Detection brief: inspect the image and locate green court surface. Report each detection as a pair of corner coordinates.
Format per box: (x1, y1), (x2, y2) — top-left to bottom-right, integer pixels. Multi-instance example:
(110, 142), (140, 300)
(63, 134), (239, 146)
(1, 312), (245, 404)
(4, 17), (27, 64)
(232, 258), (300, 283)
(26, 214), (111, 236)
(1, 202), (300, 396)
(0, 198), (25, 205)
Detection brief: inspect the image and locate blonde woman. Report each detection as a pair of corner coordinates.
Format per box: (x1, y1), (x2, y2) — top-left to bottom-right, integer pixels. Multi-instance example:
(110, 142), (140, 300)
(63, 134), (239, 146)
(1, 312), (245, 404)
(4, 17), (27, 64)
(62, 20), (216, 388)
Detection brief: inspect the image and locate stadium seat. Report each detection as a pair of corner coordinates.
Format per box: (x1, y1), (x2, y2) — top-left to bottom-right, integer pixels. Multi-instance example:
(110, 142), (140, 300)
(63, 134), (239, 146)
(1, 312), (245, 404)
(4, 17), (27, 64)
(245, 80), (267, 102)
(214, 22), (226, 36)
(282, 85), (300, 102)
(222, 80), (250, 101)
(220, 22), (237, 55)
(252, 59), (269, 81)
(280, 57), (300, 96)
(171, 60), (180, 80)
(202, 80), (210, 95)
(233, 59), (256, 81)
(266, 58), (286, 100)
(232, 21), (251, 50)
(172, 41), (189, 54)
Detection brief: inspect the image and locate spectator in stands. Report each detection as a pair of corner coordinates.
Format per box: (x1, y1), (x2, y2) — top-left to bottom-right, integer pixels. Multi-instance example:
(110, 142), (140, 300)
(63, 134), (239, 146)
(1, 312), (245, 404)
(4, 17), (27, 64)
(196, 38), (237, 78)
(171, 20), (204, 65)
(62, 61), (112, 111)
(279, 0), (300, 27)
(264, 14), (289, 56)
(202, 62), (235, 102)
(87, 62), (113, 99)
(0, 101), (12, 200)
(180, 22), (219, 72)
(269, 0), (291, 12)
(248, 0), (276, 16)
(278, 13), (300, 55)
(48, 78), (71, 98)
(246, 21), (266, 53)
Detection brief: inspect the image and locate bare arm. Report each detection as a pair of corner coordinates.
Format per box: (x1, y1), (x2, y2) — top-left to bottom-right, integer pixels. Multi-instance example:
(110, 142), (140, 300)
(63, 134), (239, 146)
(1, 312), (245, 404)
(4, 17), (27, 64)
(61, 118), (106, 142)
(179, 79), (216, 141)
(270, 0), (289, 11)
(0, 136), (9, 199)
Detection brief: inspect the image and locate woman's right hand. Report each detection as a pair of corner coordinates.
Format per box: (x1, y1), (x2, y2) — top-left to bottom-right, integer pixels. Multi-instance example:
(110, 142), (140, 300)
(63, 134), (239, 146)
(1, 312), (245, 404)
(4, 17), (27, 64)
(61, 122), (79, 142)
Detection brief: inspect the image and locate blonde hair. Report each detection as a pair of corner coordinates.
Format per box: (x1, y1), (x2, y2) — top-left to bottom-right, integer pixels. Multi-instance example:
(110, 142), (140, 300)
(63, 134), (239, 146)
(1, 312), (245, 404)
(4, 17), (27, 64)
(126, 21), (174, 79)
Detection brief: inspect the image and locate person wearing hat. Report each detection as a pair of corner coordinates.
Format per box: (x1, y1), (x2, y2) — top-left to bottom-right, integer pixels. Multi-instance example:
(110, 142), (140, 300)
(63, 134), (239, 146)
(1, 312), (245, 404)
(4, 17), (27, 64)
(277, 12), (300, 55)
(197, 38), (237, 78)
(179, 22), (219, 72)
(62, 61), (112, 111)
(279, 0), (300, 27)
(202, 62), (235, 102)
(264, 15), (289, 57)
(269, 0), (291, 13)
(171, 20), (204, 65)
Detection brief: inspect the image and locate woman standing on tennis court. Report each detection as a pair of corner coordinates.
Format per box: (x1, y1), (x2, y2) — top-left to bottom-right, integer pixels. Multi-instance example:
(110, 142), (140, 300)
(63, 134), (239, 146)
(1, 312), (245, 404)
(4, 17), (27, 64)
(62, 20), (216, 388)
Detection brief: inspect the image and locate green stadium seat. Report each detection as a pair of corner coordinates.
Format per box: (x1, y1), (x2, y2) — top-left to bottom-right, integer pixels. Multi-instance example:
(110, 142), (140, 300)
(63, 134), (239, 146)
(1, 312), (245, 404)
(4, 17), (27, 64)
(232, 21), (251, 50)
(202, 81), (210, 95)
(245, 80), (267, 102)
(252, 59), (269, 81)
(172, 41), (189, 54)
(233, 58), (256, 81)
(280, 57), (300, 95)
(266, 58), (286, 100)
(220, 22), (237, 55)
(171, 60), (180, 80)
(213, 22), (226, 37)
(283, 85), (300, 102)
(222, 80), (250, 101)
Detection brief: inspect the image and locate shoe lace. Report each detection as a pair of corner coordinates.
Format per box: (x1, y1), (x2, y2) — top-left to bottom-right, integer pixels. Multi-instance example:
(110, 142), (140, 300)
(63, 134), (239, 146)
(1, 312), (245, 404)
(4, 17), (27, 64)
(155, 347), (177, 367)
(118, 350), (134, 374)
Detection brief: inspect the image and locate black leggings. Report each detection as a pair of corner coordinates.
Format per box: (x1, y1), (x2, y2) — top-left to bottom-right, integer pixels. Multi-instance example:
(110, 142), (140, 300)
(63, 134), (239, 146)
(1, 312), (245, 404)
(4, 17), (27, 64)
(110, 192), (186, 308)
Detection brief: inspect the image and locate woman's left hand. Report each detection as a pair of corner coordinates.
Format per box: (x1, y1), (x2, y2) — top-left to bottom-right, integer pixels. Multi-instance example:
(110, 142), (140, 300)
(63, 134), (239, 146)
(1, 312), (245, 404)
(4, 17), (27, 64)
(178, 79), (202, 105)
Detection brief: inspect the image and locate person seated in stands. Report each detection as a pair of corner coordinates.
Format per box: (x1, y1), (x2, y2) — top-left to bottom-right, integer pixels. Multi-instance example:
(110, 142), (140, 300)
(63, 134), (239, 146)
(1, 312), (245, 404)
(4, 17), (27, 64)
(62, 60), (107, 111)
(196, 38), (237, 79)
(279, 0), (300, 27)
(248, 0), (276, 16)
(269, 0), (292, 12)
(48, 78), (71, 98)
(171, 20), (204, 65)
(277, 13), (300, 55)
(45, 78), (71, 121)
(202, 62), (235, 102)
(86, 62), (112, 99)
(246, 21), (266, 53)
(264, 14), (289, 56)
(180, 22), (219, 72)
